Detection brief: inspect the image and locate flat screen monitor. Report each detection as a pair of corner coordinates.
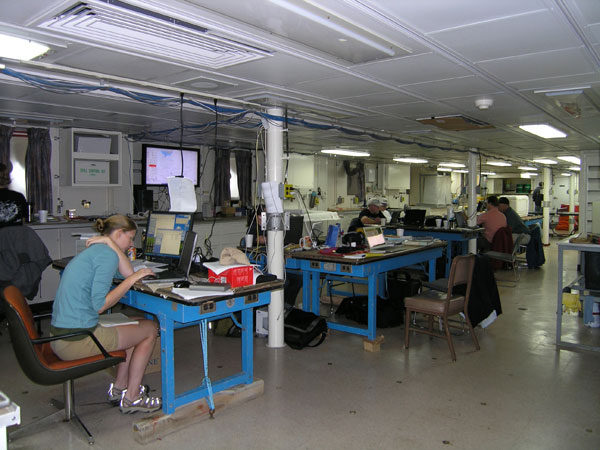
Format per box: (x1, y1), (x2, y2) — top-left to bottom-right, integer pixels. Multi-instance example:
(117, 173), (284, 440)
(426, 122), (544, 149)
(284, 214), (304, 246)
(403, 209), (426, 227)
(144, 211), (193, 259)
(142, 144), (200, 186)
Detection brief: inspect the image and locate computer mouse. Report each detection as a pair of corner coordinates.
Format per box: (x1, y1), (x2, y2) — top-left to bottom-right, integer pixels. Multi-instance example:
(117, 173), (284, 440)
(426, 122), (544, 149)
(174, 280), (190, 288)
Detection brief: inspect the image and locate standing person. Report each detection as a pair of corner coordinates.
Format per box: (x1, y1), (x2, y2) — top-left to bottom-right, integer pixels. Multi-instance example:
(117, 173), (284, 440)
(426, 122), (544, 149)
(532, 182), (543, 214)
(0, 162), (27, 227)
(476, 196), (507, 251)
(379, 198), (392, 223)
(50, 214), (162, 414)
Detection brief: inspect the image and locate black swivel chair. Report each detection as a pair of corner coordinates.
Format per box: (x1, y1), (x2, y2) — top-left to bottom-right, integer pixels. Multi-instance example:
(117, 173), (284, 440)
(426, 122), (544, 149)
(2, 286), (126, 444)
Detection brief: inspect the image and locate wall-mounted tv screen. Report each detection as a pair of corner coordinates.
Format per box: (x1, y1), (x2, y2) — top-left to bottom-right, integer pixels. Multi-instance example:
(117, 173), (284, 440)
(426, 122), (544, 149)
(142, 144), (200, 186)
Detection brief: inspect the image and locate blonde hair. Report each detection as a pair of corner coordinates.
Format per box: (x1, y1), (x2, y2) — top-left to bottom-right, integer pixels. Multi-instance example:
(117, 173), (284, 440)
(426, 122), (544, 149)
(95, 214), (137, 236)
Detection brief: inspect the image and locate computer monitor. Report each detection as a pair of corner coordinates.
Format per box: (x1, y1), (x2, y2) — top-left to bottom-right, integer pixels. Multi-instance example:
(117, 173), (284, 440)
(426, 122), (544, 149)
(403, 209), (426, 227)
(144, 211), (193, 259)
(284, 214), (304, 246)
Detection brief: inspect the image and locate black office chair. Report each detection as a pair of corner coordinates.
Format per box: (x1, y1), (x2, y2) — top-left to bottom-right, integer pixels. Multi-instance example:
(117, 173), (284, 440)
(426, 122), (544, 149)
(2, 285), (126, 445)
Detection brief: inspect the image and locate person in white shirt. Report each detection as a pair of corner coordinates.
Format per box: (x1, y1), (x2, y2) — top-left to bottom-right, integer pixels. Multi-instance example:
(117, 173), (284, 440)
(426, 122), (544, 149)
(379, 198), (392, 223)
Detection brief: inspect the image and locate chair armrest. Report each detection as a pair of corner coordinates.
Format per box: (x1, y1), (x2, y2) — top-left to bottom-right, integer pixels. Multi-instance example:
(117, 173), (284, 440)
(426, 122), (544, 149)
(32, 330), (112, 359)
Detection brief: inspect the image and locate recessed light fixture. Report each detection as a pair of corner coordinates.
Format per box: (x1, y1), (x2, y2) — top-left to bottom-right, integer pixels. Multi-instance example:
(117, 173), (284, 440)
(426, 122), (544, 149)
(393, 157), (428, 164)
(437, 167), (453, 172)
(481, 171), (496, 176)
(453, 169), (469, 173)
(519, 124), (567, 138)
(518, 166), (538, 171)
(557, 156), (581, 165)
(486, 161), (512, 167)
(533, 158), (558, 165)
(568, 166), (581, 171)
(0, 33), (49, 60)
(521, 173), (536, 179)
(321, 149), (370, 157)
(439, 162), (465, 168)
(561, 172), (572, 176)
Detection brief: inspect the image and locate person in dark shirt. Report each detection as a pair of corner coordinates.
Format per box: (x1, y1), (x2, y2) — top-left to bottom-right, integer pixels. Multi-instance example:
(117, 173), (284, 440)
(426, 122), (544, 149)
(498, 197), (531, 245)
(0, 162), (27, 227)
(532, 182), (543, 214)
(359, 198), (385, 225)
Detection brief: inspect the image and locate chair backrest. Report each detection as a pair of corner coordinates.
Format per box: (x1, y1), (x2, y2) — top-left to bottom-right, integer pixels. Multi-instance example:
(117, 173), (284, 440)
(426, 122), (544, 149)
(512, 233), (528, 256)
(447, 254), (476, 300)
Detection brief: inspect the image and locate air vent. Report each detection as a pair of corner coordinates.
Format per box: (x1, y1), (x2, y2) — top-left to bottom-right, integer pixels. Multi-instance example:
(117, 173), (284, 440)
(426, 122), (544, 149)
(36, 0), (271, 69)
(416, 115), (494, 131)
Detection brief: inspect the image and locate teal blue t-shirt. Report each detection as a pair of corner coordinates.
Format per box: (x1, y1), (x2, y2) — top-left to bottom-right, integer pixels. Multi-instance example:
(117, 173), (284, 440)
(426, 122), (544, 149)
(51, 244), (119, 329)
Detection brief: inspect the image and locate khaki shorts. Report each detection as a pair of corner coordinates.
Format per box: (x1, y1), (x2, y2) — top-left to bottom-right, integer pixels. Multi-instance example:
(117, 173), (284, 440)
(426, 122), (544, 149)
(51, 325), (119, 361)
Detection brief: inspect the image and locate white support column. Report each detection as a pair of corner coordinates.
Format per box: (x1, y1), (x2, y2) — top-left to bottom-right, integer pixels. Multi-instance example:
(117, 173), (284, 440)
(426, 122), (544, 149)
(467, 150), (478, 254)
(543, 168), (551, 245)
(569, 173), (576, 234)
(265, 107), (286, 348)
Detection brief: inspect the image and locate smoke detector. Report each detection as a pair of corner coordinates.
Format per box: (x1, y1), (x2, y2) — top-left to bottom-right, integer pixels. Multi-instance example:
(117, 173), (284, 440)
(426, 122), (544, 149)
(475, 98), (494, 110)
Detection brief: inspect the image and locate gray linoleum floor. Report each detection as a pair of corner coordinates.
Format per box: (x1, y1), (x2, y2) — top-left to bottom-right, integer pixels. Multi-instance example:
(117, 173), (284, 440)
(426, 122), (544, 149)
(2, 237), (599, 450)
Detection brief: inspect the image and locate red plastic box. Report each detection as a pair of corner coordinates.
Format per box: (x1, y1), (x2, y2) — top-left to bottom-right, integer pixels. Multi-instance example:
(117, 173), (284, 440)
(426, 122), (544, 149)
(208, 265), (253, 288)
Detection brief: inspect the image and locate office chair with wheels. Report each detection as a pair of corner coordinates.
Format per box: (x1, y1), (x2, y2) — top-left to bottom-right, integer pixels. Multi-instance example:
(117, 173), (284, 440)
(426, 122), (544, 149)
(1, 286), (126, 445)
(404, 254), (479, 361)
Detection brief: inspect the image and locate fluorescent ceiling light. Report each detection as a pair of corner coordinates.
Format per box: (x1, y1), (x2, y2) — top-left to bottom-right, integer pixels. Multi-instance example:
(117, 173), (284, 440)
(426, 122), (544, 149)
(520, 173), (536, 179)
(557, 156), (581, 165)
(486, 161), (511, 167)
(481, 172), (496, 176)
(437, 167), (453, 172)
(533, 158), (558, 165)
(439, 162), (465, 168)
(568, 166), (581, 171)
(321, 149), (370, 157)
(393, 157), (428, 164)
(269, 0), (394, 56)
(453, 169), (469, 173)
(0, 33), (49, 60)
(561, 172), (572, 176)
(519, 124), (567, 138)
(534, 86), (590, 94)
(518, 166), (537, 171)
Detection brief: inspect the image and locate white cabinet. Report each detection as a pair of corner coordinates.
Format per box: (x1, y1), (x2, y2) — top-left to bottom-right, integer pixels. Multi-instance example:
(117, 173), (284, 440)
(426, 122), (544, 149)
(580, 151), (600, 236)
(60, 128), (122, 186)
(386, 164), (410, 190)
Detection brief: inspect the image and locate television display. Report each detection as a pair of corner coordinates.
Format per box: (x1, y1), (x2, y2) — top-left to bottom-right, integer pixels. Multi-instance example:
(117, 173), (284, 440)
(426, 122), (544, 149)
(142, 144), (200, 186)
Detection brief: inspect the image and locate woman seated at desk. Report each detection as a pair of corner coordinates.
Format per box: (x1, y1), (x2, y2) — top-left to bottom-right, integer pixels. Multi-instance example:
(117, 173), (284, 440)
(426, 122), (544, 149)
(50, 214), (161, 414)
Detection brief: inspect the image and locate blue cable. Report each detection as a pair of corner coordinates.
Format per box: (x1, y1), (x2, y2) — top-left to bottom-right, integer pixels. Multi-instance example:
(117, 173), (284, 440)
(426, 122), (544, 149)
(199, 319), (215, 417)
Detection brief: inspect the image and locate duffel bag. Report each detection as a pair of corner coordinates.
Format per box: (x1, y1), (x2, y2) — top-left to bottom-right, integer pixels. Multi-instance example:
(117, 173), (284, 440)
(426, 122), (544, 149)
(336, 295), (403, 328)
(284, 308), (328, 350)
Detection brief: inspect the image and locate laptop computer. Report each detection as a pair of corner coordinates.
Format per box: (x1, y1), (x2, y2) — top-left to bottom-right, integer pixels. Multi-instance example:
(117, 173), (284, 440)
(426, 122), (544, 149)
(363, 226), (401, 253)
(390, 210), (401, 225)
(403, 209), (426, 227)
(454, 211), (481, 230)
(284, 214), (304, 246)
(142, 230), (197, 284)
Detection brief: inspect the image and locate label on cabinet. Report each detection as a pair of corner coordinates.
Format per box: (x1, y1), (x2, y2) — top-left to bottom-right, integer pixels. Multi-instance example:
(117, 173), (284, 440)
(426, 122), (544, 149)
(74, 160), (110, 184)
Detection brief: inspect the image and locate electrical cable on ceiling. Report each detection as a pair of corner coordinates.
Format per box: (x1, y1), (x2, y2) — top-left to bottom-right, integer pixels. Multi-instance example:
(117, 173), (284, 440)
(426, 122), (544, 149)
(204, 98), (219, 258)
(178, 92), (184, 177)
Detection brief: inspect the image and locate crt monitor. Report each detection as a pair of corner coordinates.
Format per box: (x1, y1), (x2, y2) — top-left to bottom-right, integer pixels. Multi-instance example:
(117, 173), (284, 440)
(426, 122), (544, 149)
(144, 212), (193, 259)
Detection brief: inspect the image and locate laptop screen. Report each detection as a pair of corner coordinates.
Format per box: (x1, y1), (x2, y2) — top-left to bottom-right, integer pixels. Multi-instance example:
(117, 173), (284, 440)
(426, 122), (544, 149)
(177, 231), (197, 276)
(455, 211), (467, 227)
(284, 214), (304, 246)
(363, 226), (385, 249)
(403, 209), (426, 227)
(144, 211), (193, 259)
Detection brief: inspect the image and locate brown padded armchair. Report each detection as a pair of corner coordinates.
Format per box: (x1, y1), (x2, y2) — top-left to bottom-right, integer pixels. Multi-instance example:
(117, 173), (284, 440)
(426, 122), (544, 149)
(404, 254), (479, 361)
(2, 285), (126, 444)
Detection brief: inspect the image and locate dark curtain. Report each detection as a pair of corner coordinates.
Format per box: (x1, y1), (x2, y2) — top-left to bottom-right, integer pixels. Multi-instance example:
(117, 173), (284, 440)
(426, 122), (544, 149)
(235, 150), (252, 208)
(213, 148), (231, 207)
(343, 160), (365, 203)
(0, 125), (13, 167)
(25, 129), (52, 211)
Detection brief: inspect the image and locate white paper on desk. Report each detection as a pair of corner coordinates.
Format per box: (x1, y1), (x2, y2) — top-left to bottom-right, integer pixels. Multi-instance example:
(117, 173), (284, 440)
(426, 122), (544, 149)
(203, 261), (253, 275)
(167, 176), (197, 212)
(261, 181), (283, 214)
(172, 288), (234, 300)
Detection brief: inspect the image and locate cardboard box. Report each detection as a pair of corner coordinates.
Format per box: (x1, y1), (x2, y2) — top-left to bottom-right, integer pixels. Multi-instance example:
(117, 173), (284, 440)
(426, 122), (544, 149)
(222, 206), (236, 216)
(208, 265), (253, 288)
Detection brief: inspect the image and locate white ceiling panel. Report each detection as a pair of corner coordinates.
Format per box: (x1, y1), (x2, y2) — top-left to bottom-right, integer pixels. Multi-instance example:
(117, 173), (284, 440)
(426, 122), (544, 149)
(292, 76), (388, 98)
(507, 73), (600, 91)
(336, 91), (420, 108)
(402, 76), (501, 100)
(477, 47), (598, 83)
(429, 10), (580, 62)
(373, 101), (456, 119)
(567, 0), (600, 25)
(356, 53), (471, 86)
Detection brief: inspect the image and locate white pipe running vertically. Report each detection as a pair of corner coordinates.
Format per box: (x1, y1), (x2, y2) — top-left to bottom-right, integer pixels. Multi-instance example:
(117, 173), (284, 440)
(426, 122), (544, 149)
(543, 167), (551, 245)
(467, 150), (478, 254)
(265, 107), (286, 348)
(569, 173), (576, 234)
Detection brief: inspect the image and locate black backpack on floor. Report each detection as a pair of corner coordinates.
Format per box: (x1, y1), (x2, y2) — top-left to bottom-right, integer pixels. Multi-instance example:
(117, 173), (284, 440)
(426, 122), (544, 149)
(284, 308), (328, 350)
(336, 295), (404, 328)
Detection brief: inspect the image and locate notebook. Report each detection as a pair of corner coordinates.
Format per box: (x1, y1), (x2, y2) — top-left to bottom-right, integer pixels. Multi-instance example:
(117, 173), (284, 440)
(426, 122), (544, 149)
(454, 212), (482, 230)
(142, 230), (197, 284)
(362, 226), (401, 253)
(403, 209), (426, 227)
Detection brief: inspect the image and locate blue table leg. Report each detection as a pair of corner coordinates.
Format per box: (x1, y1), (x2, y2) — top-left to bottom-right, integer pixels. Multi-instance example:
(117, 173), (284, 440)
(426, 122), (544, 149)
(445, 241), (452, 277)
(302, 270), (311, 311)
(158, 314), (176, 414)
(241, 307), (253, 384)
(428, 257), (436, 281)
(367, 275), (377, 340)
(312, 271), (320, 314)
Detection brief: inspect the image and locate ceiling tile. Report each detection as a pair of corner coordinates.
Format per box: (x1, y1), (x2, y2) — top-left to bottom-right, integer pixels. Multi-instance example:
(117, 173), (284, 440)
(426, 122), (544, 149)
(402, 76), (501, 99)
(291, 75), (388, 98)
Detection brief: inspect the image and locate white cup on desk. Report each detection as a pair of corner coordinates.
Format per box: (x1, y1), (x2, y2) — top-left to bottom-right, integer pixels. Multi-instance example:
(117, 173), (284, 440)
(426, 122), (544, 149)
(38, 210), (48, 223)
(435, 218), (442, 228)
(245, 234), (254, 248)
(380, 218), (386, 226)
(396, 228), (404, 237)
(443, 219), (449, 229)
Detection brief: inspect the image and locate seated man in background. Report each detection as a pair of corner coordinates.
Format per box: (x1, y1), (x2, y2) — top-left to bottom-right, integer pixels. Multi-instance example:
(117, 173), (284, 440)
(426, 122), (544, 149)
(379, 198), (392, 223)
(476, 195), (507, 251)
(498, 197), (531, 245)
(359, 198), (385, 226)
